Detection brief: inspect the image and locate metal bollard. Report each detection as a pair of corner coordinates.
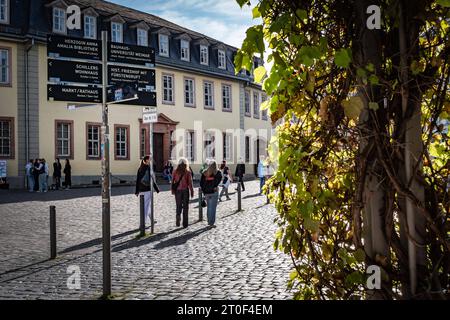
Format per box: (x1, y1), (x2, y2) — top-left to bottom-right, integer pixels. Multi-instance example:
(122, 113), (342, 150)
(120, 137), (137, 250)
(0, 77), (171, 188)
(139, 195), (145, 237)
(198, 188), (203, 221)
(50, 206), (57, 259)
(237, 182), (242, 212)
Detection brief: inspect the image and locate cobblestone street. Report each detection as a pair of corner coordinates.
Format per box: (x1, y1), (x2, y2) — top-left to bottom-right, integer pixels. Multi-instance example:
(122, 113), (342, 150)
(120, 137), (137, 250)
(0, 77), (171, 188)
(0, 181), (293, 300)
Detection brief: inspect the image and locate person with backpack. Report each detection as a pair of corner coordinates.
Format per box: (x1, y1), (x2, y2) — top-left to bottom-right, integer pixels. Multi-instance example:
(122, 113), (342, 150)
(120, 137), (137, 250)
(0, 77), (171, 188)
(171, 158), (194, 228)
(200, 160), (222, 227)
(219, 160), (232, 202)
(135, 156), (160, 225)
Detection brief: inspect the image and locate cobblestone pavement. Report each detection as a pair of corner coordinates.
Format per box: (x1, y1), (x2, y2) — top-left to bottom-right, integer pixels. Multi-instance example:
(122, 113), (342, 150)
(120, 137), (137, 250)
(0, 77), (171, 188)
(0, 181), (293, 300)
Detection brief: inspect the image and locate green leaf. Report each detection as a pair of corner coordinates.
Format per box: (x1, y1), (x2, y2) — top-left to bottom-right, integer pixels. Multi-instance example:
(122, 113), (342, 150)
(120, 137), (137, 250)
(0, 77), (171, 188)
(345, 271), (365, 287)
(353, 248), (366, 263)
(366, 63), (375, 72)
(356, 68), (367, 78)
(236, 0), (249, 8)
(252, 6), (261, 19)
(254, 66), (267, 83)
(342, 96), (364, 121)
(296, 9), (308, 20)
(437, 0), (450, 7)
(369, 74), (379, 85)
(334, 48), (352, 68)
(304, 217), (320, 233)
(369, 102), (379, 111)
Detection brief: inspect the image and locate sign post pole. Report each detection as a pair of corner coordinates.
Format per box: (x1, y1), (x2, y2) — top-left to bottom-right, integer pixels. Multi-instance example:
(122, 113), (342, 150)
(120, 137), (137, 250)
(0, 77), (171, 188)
(100, 30), (111, 298)
(150, 123), (155, 235)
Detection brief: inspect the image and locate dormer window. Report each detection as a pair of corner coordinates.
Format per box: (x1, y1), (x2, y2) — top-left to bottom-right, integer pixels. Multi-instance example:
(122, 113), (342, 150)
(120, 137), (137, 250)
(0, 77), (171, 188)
(53, 7), (66, 34)
(0, 0), (9, 24)
(200, 45), (209, 65)
(159, 34), (169, 57)
(111, 22), (123, 43)
(84, 15), (97, 39)
(137, 29), (148, 46)
(181, 40), (190, 61)
(218, 50), (226, 69)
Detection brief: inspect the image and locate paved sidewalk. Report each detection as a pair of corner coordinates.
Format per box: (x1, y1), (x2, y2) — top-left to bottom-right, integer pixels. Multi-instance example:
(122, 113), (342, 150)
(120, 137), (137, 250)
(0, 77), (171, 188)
(0, 181), (293, 300)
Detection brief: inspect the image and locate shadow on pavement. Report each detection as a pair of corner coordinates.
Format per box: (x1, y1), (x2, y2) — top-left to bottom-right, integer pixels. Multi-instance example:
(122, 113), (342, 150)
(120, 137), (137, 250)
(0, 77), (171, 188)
(153, 226), (213, 250)
(243, 193), (263, 200)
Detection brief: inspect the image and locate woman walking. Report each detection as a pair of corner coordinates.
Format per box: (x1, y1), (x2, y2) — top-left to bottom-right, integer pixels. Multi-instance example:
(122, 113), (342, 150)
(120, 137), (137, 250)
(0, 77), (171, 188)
(200, 160), (222, 227)
(63, 159), (72, 190)
(135, 156), (160, 225)
(171, 158), (194, 228)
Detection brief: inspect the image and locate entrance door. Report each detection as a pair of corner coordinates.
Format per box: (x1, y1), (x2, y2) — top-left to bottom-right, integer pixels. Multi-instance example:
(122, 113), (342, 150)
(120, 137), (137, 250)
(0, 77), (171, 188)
(153, 133), (164, 172)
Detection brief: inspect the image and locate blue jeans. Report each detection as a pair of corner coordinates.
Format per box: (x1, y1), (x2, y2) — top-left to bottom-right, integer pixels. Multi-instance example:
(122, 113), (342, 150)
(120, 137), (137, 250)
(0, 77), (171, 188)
(27, 175), (34, 192)
(259, 177), (266, 193)
(39, 174), (46, 192)
(205, 192), (219, 226)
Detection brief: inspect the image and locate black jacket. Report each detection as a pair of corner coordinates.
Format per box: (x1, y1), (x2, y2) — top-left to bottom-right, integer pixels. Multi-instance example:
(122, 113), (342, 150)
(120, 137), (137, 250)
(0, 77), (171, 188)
(200, 171), (222, 195)
(135, 165), (160, 194)
(53, 162), (62, 177)
(235, 164), (246, 177)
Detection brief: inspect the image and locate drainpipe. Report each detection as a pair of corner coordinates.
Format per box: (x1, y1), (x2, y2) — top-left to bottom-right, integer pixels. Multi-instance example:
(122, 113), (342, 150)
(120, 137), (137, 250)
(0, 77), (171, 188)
(25, 38), (35, 164)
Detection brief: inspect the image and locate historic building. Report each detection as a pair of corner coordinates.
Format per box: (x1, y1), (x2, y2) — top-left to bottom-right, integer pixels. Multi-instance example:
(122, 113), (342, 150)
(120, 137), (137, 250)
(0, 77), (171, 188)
(0, 0), (272, 188)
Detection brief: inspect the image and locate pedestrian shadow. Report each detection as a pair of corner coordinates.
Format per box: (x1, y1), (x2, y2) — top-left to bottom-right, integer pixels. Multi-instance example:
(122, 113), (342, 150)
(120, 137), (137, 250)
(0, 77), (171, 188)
(152, 226), (213, 250)
(243, 193), (263, 199)
(60, 228), (141, 254)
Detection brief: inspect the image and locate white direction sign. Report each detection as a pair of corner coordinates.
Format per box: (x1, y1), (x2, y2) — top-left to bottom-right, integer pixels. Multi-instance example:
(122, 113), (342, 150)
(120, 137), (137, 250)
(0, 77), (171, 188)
(143, 107), (158, 124)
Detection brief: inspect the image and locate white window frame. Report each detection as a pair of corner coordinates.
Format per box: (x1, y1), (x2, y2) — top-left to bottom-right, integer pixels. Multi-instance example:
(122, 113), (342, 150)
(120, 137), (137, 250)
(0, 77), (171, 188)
(116, 127), (128, 159)
(184, 78), (195, 107)
(218, 50), (226, 69)
(0, 48), (10, 85)
(181, 40), (190, 61)
(159, 34), (169, 57)
(87, 125), (100, 158)
(244, 90), (251, 116)
(111, 22), (123, 43)
(84, 15), (97, 39)
(204, 81), (214, 109)
(0, 119), (11, 157)
(162, 74), (174, 104)
(200, 45), (209, 65)
(261, 95), (268, 120)
(223, 133), (232, 162)
(185, 131), (195, 162)
(204, 131), (215, 159)
(253, 92), (260, 119)
(222, 84), (232, 111)
(0, 0), (9, 24)
(137, 28), (148, 47)
(57, 123), (71, 157)
(53, 7), (66, 34)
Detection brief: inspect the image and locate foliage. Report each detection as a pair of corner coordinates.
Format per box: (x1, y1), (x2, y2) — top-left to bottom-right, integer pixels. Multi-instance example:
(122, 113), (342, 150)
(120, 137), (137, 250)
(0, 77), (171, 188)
(236, 0), (450, 299)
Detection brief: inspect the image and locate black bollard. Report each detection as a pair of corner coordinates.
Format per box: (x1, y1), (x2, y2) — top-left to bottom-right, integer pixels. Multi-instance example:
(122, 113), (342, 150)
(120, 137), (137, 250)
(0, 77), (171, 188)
(139, 195), (145, 237)
(198, 188), (203, 221)
(50, 206), (57, 259)
(237, 183), (242, 212)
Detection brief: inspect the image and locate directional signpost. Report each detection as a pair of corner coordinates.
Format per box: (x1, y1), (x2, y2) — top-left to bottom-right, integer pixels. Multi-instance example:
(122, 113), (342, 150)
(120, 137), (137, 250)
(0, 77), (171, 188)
(47, 31), (157, 298)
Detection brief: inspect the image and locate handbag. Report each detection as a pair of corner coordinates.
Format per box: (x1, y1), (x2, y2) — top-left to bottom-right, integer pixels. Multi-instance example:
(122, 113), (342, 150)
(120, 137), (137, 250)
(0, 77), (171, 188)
(201, 199), (207, 208)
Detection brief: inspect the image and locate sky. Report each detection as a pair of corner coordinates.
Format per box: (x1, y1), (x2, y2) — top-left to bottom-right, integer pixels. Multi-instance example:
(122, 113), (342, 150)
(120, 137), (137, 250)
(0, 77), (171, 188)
(109, 0), (257, 49)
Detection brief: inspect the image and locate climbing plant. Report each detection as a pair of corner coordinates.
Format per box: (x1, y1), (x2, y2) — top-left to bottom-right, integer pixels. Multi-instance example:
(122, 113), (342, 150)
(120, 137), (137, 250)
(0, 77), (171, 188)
(235, 0), (450, 299)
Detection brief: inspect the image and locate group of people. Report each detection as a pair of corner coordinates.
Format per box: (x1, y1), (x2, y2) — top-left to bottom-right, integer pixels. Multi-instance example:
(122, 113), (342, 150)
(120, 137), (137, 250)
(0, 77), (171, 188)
(135, 157), (250, 230)
(25, 158), (72, 193)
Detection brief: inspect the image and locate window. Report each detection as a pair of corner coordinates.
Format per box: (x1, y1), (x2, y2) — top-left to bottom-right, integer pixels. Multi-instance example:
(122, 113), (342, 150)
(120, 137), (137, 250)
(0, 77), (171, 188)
(137, 29), (148, 46)
(261, 95), (268, 120)
(200, 45), (209, 65)
(53, 7), (66, 34)
(0, 118), (13, 159)
(111, 22), (123, 43)
(84, 16), (96, 39)
(115, 125), (129, 160)
(218, 50), (226, 69)
(185, 131), (195, 162)
(162, 74), (174, 104)
(0, 48), (10, 85)
(56, 121), (73, 159)
(244, 90), (251, 116)
(204, 132), (215, 159)
(184, 78), (195, 107)
(86, 123), (100, 159)
(253, 92), (260, 119)
(223, 133), (232, 161)
(159, 34), (169, 56)
(181, 40), (190, 61)
(0, 0), (9, 24)
(204, 81), (214, 109)
(245, 136), (250, 163)
(169, 130), (175, 160)
(222, 84), (232, 111)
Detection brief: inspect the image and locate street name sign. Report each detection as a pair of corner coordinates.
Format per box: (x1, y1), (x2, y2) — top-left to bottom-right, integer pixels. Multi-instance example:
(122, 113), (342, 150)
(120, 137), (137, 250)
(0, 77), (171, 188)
(47, 34), (102, 61)
(48, 59), (102, 84)
(108, 65), (155, 88)
(48, 85), (102, 103)
(119, 90), (157, 107)
(143, 107), (158, 124)
(107, 43), (155, 67)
